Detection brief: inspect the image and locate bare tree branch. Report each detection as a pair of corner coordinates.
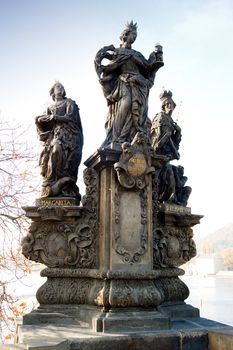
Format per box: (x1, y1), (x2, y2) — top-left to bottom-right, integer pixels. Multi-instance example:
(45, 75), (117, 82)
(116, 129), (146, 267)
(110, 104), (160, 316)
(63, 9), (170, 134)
(0, 118), (39, 343)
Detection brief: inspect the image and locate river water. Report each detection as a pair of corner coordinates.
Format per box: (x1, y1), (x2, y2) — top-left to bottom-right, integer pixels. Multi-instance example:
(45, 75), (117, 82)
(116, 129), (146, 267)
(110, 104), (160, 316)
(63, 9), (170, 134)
(181, 275), (233, 326)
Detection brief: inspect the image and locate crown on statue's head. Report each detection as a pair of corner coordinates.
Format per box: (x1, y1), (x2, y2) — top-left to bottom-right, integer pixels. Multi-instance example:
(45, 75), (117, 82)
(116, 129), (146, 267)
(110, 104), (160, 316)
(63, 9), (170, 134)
(159, 89), (176, 109)
(125, 20), (137, 33)
(159, 90), (173, 102)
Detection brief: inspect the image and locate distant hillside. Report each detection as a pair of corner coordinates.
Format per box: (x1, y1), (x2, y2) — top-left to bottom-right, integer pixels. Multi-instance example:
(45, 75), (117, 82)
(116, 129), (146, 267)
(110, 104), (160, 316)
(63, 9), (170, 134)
(196, 223), (233, 254)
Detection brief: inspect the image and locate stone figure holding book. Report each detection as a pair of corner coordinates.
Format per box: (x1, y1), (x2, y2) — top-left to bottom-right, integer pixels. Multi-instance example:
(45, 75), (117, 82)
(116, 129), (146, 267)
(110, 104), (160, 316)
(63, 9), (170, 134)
(35, 82), (83, 201)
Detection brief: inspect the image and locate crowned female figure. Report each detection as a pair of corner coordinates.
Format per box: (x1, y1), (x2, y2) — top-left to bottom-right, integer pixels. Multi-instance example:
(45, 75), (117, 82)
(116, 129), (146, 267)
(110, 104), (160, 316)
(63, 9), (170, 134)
(95, 21), (164, 149)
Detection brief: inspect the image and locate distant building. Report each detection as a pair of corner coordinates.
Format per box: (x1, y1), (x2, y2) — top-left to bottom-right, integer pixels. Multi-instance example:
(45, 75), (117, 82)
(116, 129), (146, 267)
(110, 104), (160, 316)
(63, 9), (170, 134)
(182, 254), (224, 275)
(194, 254), (224, 275)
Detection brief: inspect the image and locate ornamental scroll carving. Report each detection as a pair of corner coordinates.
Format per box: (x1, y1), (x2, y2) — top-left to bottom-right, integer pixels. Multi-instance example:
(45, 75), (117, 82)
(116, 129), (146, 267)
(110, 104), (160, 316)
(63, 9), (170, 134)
(114, 132), (154, 190)
(114, 183), (148, 264)
(21, 221), (95, 268)
(21, 167), (99, 269)
(152, 172), (159, 224)
(153, 226), (196, 268)
(81, 167), (99, 268)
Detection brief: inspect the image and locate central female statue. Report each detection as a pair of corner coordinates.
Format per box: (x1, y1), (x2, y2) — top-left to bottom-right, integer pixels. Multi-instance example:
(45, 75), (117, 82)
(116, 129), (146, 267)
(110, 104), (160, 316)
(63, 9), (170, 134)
(95, 21), (164, 149)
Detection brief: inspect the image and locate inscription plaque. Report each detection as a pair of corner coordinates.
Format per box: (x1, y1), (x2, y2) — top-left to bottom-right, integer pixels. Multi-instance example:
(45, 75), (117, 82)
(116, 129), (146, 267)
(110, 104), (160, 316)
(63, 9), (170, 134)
(35, 197), (76, 207)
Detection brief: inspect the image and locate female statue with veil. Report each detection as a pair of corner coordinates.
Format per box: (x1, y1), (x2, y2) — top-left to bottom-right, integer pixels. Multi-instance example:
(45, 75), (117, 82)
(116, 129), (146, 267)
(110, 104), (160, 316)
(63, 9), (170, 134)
(95, 21), (164, 149)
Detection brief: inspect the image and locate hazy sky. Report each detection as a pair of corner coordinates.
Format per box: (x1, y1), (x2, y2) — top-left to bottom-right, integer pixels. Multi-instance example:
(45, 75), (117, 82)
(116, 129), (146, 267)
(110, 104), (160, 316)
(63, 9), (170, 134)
(1, 0), (233, 237)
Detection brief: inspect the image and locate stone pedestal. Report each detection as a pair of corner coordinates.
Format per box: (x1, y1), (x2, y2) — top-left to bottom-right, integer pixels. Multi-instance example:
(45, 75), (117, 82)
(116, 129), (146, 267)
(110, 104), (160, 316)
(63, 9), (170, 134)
(22, 147), (202, 333)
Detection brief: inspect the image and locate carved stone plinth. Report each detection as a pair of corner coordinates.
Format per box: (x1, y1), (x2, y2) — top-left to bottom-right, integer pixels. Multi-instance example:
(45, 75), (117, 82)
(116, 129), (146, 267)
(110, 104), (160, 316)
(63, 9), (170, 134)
(22, 146), (202, 332)
(34, 267), (188, 308)
(23, 304), (170, 333)
(21, 203), (97, 269)
(153, 203), (202, 268)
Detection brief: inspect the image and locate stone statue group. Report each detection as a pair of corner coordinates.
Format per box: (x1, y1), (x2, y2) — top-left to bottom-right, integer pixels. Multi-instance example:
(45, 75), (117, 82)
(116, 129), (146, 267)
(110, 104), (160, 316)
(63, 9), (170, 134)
(36, 21), (191, 207)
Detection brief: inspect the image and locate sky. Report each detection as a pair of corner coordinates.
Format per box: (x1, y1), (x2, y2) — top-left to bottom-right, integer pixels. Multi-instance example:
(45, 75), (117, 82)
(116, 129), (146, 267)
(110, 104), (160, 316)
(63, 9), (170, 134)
(1, 0), (233, 239)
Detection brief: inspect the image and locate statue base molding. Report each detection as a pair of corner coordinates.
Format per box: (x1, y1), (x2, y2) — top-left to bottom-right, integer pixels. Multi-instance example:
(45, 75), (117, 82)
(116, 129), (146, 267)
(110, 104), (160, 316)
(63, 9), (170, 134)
(18, 310), (233, 350)
(34, 267), (189, 307)
(23, 304), (171, 333)
(22, 302), (201, 334)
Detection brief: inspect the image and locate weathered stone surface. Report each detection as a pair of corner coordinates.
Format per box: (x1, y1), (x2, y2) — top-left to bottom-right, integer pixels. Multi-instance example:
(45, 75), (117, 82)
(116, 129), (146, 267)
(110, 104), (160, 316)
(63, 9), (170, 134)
(36, 271), (184, 307)
(28, 306), (169, 333)
(181, 331), (208, 350)
(20, 266), (192, 329)
(158, 303), (200, 318)
(23, 305), (101, 327)
(17, 324), (70, 350)
(208, 329), (233, 350)
(94, 308), (170, 333)
(17, 318), (233, 350)
(69, 334), (181, 350)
